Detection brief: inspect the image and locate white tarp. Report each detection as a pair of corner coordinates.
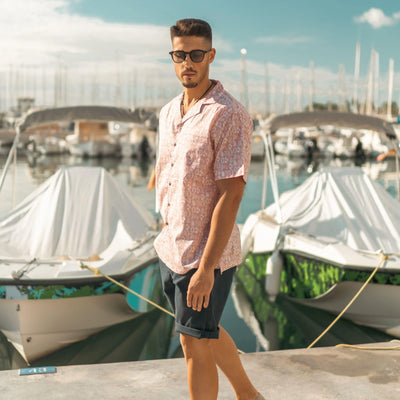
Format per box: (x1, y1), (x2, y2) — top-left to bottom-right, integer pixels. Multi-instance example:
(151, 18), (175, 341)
(264, 167), (400, 254)
(18, 106), (157, 133)
(0, 166), (156, 259)
(266, 111), (397, 139)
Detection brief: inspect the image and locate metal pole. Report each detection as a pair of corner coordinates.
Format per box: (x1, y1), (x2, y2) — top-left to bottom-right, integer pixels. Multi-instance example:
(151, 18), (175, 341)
(259, 130), (282, 222)
(387, 59), (394, 120)
(261, 140), (268, 209)
(353, 42), (360, 113)
(0, 125), (20, 194)
(390, 138), (400, 201)
(240, 49), (249, 111)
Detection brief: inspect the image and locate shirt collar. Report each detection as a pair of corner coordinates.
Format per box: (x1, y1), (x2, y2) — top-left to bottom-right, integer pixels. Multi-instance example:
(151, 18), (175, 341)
(178, 80), (222, 122)
(200, 79), (221, 105)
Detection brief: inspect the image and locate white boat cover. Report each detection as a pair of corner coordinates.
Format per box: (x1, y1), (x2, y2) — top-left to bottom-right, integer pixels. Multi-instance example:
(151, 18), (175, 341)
(18, 106), (156, 133)
(0, 166), (156, 259)
(266, 111), (397, 139)
(265, 167), (400, 254)
(243, 166), (400, 269)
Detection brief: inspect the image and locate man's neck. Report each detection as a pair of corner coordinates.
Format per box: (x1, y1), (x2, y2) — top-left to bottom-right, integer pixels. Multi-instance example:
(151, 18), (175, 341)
(181, 79), (214, 116)
(183, 79), (212, 103)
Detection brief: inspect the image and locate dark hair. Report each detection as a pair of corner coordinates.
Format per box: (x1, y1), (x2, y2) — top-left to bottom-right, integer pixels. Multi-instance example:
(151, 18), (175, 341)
(170, 19), (212, 44)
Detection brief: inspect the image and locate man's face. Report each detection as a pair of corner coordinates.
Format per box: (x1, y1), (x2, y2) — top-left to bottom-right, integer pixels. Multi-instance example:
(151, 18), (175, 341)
(171, 35), (215, 89)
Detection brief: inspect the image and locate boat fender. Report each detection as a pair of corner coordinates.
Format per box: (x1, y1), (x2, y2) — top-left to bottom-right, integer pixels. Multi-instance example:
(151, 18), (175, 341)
(265, 250), (283, 302)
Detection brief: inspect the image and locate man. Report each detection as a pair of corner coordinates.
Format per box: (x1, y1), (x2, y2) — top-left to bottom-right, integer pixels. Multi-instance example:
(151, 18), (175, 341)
(154, 18), (265, 400)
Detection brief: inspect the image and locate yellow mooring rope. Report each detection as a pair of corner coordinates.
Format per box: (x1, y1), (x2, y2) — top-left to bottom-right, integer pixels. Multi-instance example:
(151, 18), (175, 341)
(335, 343), (400, 350)
(80, 262), (174, 317)
(80, 262), (245, 354)
(307, 252), (389, 349)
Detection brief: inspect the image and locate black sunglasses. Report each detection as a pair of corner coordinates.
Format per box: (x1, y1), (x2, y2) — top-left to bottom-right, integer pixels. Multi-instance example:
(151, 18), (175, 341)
(169, 49), (211, 63)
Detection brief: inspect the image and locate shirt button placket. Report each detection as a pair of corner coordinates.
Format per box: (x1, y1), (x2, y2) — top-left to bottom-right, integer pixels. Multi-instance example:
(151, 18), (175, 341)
(165, 141), (177, 226)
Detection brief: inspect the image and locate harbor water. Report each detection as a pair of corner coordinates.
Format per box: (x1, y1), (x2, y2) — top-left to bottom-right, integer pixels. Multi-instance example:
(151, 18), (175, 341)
(0, 153), (398, 371)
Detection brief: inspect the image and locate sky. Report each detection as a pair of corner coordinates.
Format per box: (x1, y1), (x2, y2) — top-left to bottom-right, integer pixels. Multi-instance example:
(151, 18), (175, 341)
(1, 0), (400, 114)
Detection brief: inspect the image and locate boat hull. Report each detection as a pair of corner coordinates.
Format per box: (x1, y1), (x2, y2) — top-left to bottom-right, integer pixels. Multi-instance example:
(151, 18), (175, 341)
(239, 251), (400, 336)
(293, 281), (400, 337)
(0, 293), (139, 363)
(68, 141), (120, 157)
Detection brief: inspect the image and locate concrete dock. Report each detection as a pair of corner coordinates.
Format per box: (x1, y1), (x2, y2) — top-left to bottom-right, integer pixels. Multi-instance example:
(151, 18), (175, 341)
(1, 340), (399, 399)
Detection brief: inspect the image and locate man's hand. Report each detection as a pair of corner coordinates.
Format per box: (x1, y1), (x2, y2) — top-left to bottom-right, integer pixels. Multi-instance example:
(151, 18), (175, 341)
(186, 176), (245, 312)
(187, 268), (215, 311)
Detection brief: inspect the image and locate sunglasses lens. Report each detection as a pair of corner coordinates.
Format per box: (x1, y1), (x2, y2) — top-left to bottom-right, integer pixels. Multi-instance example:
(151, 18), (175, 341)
(190, 50), (205, 62)
(170, 50), (209, 63)
(172, 51), (186, 63)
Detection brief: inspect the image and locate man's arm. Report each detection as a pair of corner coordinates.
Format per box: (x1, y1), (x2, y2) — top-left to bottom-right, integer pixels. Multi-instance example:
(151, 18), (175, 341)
(186, 176), (245, 311)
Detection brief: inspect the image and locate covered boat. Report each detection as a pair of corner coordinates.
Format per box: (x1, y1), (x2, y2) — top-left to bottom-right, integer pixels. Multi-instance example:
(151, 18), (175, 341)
(240, 112), (400, 337)
(0, 165), (158, 362)
(268, 111), (396, 159)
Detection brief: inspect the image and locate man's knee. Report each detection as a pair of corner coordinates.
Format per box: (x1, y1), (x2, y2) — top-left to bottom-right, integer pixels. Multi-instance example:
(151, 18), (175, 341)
(180, 334), (212, 357)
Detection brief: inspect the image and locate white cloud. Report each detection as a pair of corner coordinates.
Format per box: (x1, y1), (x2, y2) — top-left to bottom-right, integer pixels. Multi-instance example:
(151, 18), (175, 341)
(0, 0), (180, 108)
(0, 0), (233, 68)
(0, 0), (171, 68)
(354, 8), (400, 29)
(255, 35), (313, 45)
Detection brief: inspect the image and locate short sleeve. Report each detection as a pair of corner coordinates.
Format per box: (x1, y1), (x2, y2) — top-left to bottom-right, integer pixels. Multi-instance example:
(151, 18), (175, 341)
(212, 105), (253, 183)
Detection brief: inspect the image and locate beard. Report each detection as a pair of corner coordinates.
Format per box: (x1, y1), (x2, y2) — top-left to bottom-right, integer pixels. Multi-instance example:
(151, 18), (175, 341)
(180, 69), (199, 88)
(182, 82), (198, 89)
(179, 66), (208, 89)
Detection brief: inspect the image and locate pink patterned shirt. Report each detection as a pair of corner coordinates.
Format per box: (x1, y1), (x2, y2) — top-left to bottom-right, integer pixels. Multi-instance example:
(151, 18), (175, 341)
(154, 80), (253, 274)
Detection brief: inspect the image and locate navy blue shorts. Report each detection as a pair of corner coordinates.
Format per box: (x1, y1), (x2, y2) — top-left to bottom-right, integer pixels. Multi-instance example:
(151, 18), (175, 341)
(159, 260), (236, 339)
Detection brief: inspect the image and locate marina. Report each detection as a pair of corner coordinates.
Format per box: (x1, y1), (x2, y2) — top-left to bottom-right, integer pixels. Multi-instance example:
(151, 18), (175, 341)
(1, 3), (400, 398)
(0, 110), (400, 400)
(0, 144), (399, 369)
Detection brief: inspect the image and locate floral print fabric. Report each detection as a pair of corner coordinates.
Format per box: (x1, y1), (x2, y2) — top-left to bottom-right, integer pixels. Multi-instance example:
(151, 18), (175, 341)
(154, 81), (253, 274)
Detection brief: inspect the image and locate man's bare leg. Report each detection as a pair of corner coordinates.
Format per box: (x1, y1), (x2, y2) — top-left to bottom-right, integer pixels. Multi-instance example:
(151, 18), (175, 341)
(180, 334), (219, 400)
(210, 326), (259, 400)
(180, 328), (260, 400)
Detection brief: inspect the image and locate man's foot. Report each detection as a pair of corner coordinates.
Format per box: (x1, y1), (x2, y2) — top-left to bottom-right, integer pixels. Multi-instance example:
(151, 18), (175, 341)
(255, 393), (266, 400)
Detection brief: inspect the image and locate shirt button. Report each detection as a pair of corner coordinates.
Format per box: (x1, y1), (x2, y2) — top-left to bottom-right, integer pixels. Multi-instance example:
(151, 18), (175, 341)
(168, 182), (171, 186)
(171, 163), (174, 167)
(165, 222), (169, 225)
(173, 143), (177, 147)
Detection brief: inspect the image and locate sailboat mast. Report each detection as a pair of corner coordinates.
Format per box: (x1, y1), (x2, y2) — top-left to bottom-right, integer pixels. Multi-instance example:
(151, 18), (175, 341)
(309, 60), (314, 111)
(374, 51), (380, 114)
(240, 48), (249, 111)
(295, 71), (302, 112)
(387, 58), (394, 120)
(366, 49), (375, 115)
(353, 42), (360, 113)
(265, 63), (270, 116)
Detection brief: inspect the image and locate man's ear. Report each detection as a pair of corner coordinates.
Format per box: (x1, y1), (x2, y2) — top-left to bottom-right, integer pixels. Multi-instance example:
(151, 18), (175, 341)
(209, 48), (216, 64)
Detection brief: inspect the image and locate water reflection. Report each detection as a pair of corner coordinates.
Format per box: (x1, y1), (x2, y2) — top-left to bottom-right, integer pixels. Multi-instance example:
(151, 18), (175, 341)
(25, 154), (154, 187)
(232, 275), (396, 352)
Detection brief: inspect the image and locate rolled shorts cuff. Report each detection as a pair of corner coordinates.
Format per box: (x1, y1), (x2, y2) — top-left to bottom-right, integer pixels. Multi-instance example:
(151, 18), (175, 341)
(159, 259), (236, 341)
(175, 321), (220, 339)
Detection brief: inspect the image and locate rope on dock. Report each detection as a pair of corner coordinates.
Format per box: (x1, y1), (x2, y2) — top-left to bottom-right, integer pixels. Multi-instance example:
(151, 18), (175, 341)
(307, 252), (389, 349)
(80, 262), (245, 354)
(335, 343), (400, 350)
